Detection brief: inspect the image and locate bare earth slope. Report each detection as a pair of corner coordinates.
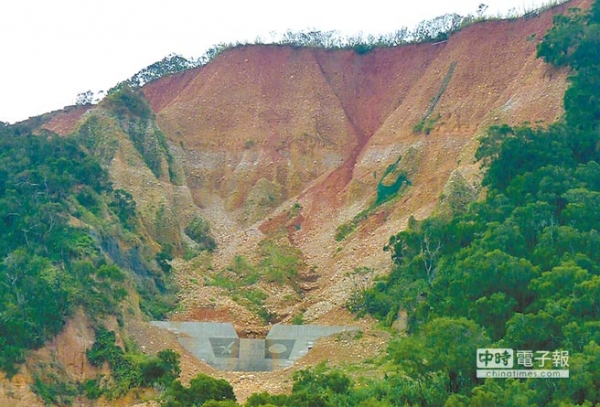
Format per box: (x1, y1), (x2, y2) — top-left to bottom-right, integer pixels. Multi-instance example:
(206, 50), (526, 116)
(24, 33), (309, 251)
(140, 1), (582, 324)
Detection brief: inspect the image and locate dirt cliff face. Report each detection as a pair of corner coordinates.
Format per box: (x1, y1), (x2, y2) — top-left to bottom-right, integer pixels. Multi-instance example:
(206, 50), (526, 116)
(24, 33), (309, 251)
(139, 1), (584, 300)
(143, 2), (579, 220)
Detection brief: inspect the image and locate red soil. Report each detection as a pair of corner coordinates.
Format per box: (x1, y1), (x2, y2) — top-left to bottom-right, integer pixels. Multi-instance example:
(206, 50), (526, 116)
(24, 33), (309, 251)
(143, 1), (587, 226)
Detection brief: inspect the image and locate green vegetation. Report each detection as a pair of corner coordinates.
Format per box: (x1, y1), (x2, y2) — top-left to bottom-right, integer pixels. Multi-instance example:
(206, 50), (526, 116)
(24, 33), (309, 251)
(78, 2), (571, 111)
(105, 85), (153, 120)
(105, 86), (177, 181)
(412, 113), (440, 135)
(91, 0), (572, 113)
(161, 373), (236, 407)
(31, 366), (79, 406)
(231, 287), (276, 323)
(185, 215), (217, 252)
(245, 364), (379, 407)
(335, 208), (371, 242)
(1, 1), (594, 405)
(156, 243), (174, 273)
(290, 202), (302, 217)
(0, 90), (176, 400)
(411, 14), (466, 43)
(110, 53), (200, 93)
(252, 2), (567, 54)
(335, 221), (357, 242)
(258, 239), (301, 285)
(75, 115), (120, 166)
(86, 329), (238, 406)
(376, 155), (410, 205)
(0, 125), (130, 375)
(436, 171), (479, 216)
(86, 327), (181, 398)
(110, 188), (138, 229)
(207, 255), (259, 289)
(414, 61), (456, 135)
(336, 155), (410, 242)
(75, 1), (572, 111)
(222, 3), (600, 405)
(291, 313), (305, 325)
(206, 238), (304, 323)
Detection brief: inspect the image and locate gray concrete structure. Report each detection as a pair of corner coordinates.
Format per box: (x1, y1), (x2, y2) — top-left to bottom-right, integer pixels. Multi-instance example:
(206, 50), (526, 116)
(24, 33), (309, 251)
(150, 321), (358, 371)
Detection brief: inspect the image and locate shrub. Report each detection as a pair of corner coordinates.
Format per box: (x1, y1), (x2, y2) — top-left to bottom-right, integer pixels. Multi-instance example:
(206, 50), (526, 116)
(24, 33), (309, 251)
(87, 327), (181, 398)
(161, 373), (236, 407)
(32, 372), (78, 406)
(185, 216), (217, 252)
(105, 86), (152, 120)
(156, 244), (173, 273)
(259, 240), (300, 284)
(335, 221), (356, 242)
(140, 349), (181, 387)
(292, 314), (304, 325)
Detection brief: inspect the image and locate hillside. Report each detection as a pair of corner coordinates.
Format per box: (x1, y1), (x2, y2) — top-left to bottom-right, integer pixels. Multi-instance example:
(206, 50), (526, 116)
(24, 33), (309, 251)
(137, 0), (578, 327)
(4, 0), (594, 405)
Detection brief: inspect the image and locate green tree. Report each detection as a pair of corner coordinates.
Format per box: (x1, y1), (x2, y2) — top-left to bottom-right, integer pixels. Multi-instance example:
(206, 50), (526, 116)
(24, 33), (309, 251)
(185, 216), (217, 252)
(75, 90), (95, 105)
(390, 318), (490, 394)
(0, 251), (70, 373)
(537, 9), (586, 67)
(140, 349), (181, 387)
(161, 373), (236, 407)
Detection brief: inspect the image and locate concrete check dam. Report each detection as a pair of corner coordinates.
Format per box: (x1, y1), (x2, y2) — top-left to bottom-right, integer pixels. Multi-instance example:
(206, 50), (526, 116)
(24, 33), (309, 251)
(151, 322), (358, 371)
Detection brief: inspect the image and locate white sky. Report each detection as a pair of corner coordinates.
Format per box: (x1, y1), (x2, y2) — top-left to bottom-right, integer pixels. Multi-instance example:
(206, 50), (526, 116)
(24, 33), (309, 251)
(1, 0), (553, 124)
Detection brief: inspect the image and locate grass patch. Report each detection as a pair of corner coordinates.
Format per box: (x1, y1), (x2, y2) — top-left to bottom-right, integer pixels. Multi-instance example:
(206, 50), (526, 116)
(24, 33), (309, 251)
(290, 202), (302, 217)
(242, 288), (268, 307)
(292, 314), (305, 325)
(413, 113), (441, 135)
(413, 61), (456, 135)
(259, 239), (301, 285)
(335, 209), (370, 242)
(207, 255), (260, 290)
(335, 156), (411, 242)
(204, 238), (304, 322)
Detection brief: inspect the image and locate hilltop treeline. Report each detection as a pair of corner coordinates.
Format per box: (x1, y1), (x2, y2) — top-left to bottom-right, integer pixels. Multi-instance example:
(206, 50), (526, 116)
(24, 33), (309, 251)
(99, 0), (570, 100)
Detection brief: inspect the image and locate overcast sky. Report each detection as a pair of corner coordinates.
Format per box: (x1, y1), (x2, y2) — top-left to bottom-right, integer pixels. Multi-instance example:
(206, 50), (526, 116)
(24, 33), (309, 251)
(1, 0), (554, 123)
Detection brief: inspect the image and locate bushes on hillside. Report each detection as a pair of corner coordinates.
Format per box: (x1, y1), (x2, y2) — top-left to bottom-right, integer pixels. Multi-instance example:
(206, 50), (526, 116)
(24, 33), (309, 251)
(185, 216), (217, 252)
(86, 327), (181, 398)
(161, 373), (236, 407)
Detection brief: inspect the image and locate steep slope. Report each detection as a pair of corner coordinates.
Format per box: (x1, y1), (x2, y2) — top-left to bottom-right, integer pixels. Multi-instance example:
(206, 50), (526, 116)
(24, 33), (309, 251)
(145, 46), (355, 220)
(138, 0), (586, 325)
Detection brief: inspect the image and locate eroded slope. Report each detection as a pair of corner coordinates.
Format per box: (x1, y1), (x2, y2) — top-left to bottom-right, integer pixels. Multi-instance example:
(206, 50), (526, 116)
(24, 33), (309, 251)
(138, 1), (584, 328)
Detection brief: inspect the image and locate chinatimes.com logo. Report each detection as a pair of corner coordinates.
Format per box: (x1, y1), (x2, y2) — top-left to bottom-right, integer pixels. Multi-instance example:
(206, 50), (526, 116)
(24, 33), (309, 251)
(476, 348), (569, 379)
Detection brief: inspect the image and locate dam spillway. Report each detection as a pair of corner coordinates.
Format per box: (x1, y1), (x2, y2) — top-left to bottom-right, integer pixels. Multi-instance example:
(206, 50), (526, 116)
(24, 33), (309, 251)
(150, 321), (358, 371)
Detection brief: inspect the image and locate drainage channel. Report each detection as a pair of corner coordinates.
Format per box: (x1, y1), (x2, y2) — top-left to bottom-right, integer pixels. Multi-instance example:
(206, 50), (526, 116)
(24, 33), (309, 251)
(151, 321), (358, 372)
